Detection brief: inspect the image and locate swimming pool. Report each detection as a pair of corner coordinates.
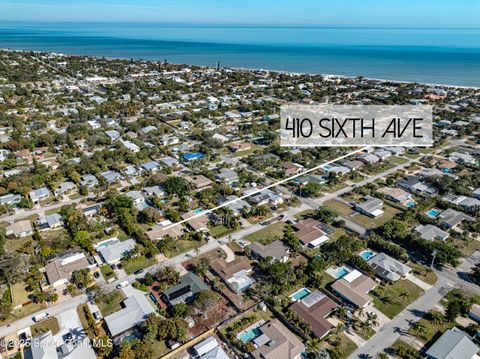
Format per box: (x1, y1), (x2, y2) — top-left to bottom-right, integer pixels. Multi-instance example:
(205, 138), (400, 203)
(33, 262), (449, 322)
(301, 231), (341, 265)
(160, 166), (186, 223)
(359, 250), (376, 261)
(426, 208), (442, 218)
(290, 288), (311, 302)
(238, 328), (262, 343)
(336, 268), (351, 279)
(194, 208), (203, 214)
(95, 239), (118, 249)
(405, 200), (417, 207)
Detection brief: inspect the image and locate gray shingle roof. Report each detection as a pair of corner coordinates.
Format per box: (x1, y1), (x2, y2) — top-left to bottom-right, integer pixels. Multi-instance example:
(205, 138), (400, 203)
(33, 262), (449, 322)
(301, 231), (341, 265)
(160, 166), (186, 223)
(426, 328), (479, 359)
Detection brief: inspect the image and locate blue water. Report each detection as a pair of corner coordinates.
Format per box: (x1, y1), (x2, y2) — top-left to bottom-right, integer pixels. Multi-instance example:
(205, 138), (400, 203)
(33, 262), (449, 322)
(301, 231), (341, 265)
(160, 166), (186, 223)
(290, 288), (311, 301)
(238, 328), (262, 343)
(427, 208), (442, 217)
(1, 22), (480, 86)
(405, 200), (417, 208)
(359, 250), (375, 261)
(336, 268), (351, 279)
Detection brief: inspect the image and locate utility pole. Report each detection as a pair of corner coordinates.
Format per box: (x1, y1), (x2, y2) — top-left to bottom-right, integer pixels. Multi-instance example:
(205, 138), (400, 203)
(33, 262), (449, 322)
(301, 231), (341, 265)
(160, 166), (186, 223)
(431, 249), (437, 269)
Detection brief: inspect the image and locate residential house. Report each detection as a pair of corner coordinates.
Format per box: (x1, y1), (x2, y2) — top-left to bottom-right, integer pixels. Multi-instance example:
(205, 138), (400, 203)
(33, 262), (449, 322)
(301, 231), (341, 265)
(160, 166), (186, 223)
(29, 330), (96, 359)
(186, 175), (213, 190)
(227, 142), (251, 153)
(126, 191), (147, 210)
(438, 208), (473, 229)
(104, 288), (156, 337)
(249, 241), (290, 263)
(140, 160), (160, 172)
(251, 319), (305, 359)
(120, 139), (140, 153)
(367, 253), (411, 282)
(143, 185), (166, 198)
(162, 272), (208, 306)
(282, 162), (304, 176)
(291, 291), (338, 339)
(377, 187), (412, 204)
(45, 252), (91, 287)
(80, 174), (99, 188)
(293, 219), (330, 248)
(29, 187), (50, 203)
(448, 152), (477, 165)
(331, 270), (377, 308)
(210, 256), (256, 293)
(37, 213), (63, 230)
(82, 204), (102, 218)
(354, 196), (384, 217)
(105, 130), (120, 141)
(0, 193), (22, 206)
(426, 328), (479, 359)
(146, 221), (184, 240)
(54, 181), (76, 197)
(442, 194), (480, 212)
(192, 336), (229, 359)
(96, 238), (137, 265)
(415, 224), (450, 241)
(158, 156), (179, 168)
(342, 160), (364, 171)
(181, 211), (209, 232)
(216, 168), (239, 184)
(373, 149), (392, 160)
(398, 176), (437, 195)
(357, 153), (380, 164)
(217, 195), (251, 216)
(6, 220), (33, 238)
(100, 170), (122, 184)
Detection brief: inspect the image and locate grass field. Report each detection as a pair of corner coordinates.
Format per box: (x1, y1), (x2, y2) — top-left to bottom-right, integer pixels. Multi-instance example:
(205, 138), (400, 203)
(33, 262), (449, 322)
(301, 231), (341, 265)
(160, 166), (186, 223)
(209, 224), (234, 238)
(407, 310), (455, 345)
(122, 256), (157, 274)
(162, 239), (206, 258)
(31, 317), (60, 336)
(96, 290), (125, 316)
(11, 283), (32, 307)
(373, 279), (424, 319)
(320, 332), (357, 358)
(388, 156), (409, 165)
(408, 262), (438, 286)
(243, 221), (286, 244)
(324, 199), (401, 228)
(100, 265), (116, 281)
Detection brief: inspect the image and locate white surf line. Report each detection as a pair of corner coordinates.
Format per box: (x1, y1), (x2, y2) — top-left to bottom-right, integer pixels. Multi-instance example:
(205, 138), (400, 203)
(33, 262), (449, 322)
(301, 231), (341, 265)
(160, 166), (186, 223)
(163, 146), (371, 231)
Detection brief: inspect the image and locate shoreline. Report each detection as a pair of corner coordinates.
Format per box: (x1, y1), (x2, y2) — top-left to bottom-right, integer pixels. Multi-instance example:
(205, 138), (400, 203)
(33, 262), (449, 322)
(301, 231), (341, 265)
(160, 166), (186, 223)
(2, 47), (480, 90)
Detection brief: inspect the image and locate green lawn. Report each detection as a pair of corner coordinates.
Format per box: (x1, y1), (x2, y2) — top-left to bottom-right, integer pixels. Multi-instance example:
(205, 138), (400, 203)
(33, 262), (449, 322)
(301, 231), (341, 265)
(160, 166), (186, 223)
(320, 333), (357, 358)
(388, 156), (409, 165)
(455, 238), (480, 257)
(96, 290), (125, 316)
(294, 209), (316, 220)
(407, 310), (455, 345)
(31, 317), (60, 336)
(408, 262), (438, 286)
(372, 279), (424, 319)
(100, 265), (116, 281)
(122, 256), (157, 274)
(162, 239), (206, 258)
(11, 283), (33, 307)
(243, 221), (286, 244)
(209, 224), (234, 238)
(325, 199), (401, 228)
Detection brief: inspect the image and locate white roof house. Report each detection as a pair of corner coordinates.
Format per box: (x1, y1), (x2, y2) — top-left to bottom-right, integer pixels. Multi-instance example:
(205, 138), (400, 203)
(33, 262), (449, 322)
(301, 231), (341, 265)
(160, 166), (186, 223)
(29, 187), (50, 203)
(97, 238), (136, 264)
(193, 336), (229, 359)
(104, 288), (155, 337)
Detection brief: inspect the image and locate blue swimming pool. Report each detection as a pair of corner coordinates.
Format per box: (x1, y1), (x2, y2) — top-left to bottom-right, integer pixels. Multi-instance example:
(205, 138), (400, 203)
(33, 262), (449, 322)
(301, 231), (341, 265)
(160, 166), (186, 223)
(441, 168), (451, 173)
(426, 208), (441, 217)
(359, 250), (375, 261)
(336, 268), (351, 279)
(405, 200), (417, 207)
(194, 208), (203, 214)
(238, 328), (262, 343)
(290, 288), (311, 301)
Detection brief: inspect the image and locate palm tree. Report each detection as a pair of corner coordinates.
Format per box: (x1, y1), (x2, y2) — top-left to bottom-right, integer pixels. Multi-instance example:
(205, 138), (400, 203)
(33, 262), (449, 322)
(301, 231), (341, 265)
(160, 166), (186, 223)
(413, 322), (427, 338)
(376, 352), (388, 359)
(429, 311), (445, 326)
(399, 291), (410, 304)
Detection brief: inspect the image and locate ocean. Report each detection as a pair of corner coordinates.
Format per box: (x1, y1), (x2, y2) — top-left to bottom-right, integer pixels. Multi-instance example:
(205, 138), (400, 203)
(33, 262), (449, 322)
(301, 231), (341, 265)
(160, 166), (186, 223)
(1, 22), (480, 87)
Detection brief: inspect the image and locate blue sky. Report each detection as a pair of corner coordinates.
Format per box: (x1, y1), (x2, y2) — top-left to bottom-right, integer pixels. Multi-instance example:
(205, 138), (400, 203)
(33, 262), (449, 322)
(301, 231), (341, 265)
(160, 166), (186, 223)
(0, 0), (479, 27)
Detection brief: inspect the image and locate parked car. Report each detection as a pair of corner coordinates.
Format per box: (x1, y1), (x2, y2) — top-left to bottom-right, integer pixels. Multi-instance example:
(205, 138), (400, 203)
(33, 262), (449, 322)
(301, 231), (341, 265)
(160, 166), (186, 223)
(134, 269), (144, 275)
(33, 312), (50, 323)
(116, 280), (129, 289)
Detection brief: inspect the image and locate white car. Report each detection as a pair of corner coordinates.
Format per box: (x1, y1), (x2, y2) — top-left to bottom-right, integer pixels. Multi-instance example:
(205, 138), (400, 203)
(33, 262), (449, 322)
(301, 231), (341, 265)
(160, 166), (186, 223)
(116, 280), (129, 289)
(33, 312), (51, 323)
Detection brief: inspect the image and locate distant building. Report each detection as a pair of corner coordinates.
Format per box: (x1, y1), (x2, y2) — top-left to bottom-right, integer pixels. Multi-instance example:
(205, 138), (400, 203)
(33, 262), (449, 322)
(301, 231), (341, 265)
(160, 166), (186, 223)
(96, 238), (136, 265)
(210, 256), (255, 293)
(29, 187), (50, 203)
(331, 270), (377, 308)
(293, 219), (330, 248)
(6, 220), (33, 238)
(367, 252), (411, 282)
(426, 328), (479, 359)
(249, 240), (290, 263)
(415, 224), (449, 241)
